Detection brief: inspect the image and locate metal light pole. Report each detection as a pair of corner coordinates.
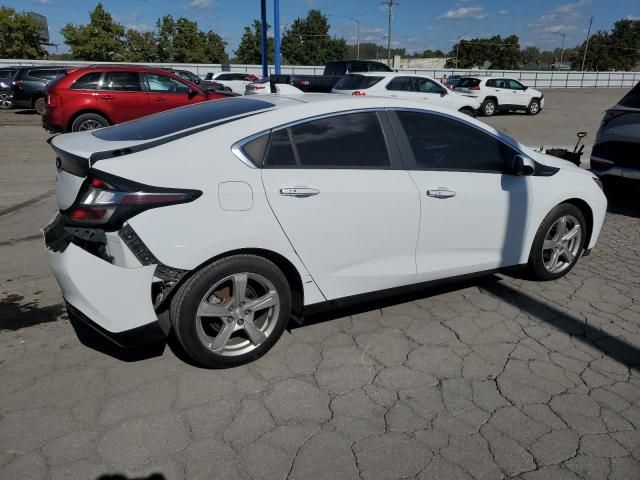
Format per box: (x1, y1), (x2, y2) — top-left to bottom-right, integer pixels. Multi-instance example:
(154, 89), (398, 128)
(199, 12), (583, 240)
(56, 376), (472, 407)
(350, 17), (360, 59)
(553, 32), (566, 64)
(274, 0), (281, 74)
(581, 16), (593, 72)
(455, 33), (466, 69)
(260, 0), (268, 78)
(381, 0), (398, 67)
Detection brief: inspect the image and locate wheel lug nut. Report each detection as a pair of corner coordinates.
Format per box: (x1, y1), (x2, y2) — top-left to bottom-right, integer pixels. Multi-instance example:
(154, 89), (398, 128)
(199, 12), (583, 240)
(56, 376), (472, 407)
(237, 319), (244, 325)
(245, 310), (251, 316)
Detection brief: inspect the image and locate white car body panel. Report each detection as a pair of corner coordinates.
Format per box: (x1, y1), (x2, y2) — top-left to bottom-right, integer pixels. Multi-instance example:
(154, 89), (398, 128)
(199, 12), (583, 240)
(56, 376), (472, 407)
(453, 76), (544, 111)
(211, 73), (254, 95)
(332, 72), (482, 112)
(45, 95), (606, 341)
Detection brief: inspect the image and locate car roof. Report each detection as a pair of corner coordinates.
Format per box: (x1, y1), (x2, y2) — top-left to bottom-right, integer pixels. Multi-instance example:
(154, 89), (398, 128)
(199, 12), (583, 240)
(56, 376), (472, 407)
(352, 72), (437, 79)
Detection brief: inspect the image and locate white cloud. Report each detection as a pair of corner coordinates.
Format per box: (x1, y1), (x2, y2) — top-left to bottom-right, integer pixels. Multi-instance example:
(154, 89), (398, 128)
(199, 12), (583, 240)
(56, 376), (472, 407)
(625, 15), (639, 20)
(37, 0), (53, 4)
(186, 0), (212, 9)
(530, 1), (586, 32)
(497, 9), (509, 15)
(125, 23), (154, 32)
(438, 6), (487, 20)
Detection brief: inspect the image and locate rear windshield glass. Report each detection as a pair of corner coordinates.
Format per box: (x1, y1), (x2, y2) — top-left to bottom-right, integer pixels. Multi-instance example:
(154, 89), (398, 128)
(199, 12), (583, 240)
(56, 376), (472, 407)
(0, 70), (16, 80)
(334, 74), (384, 90)
(456, 78), (480, 88)
(92, 98), (274, 141)
(618, 83), (640, 109)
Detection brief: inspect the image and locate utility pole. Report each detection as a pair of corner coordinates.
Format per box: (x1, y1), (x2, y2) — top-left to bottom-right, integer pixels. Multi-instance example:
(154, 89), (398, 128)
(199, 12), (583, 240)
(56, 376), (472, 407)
(274, 0), (281, 74)
(581, 16), (593, 72)
(260, 0), (268, 78)
(381, 0), (398, 67)
(455, 33), (466, 69)
(350, 17), (360, 59)
(553, 32), (566, 64)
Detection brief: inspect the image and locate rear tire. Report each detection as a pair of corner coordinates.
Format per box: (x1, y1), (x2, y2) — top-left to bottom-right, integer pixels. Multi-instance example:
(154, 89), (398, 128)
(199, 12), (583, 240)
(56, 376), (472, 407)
(481, 99), (497, 117)
(34, 97), (46, 115)
(170, 254), (292, 368)
(527, 98), (541, 115)
(527, 204), (586, 281)
(0, 90), (12, 110)
(71, 113), (109, 132)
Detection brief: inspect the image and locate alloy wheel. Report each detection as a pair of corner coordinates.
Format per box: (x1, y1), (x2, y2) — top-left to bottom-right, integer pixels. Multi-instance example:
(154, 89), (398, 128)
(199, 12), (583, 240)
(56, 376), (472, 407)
(542, 215), (582, 274)
(530, 101), (539, 114)
(78, 119), (103, 131)
(195, 272), (280, 356)
(484, 102), (495, 116)
(0, 92), (12, 110)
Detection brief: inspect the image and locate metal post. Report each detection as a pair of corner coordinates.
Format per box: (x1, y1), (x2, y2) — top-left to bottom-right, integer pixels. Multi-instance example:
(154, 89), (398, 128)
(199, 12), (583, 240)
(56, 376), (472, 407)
(381, 0), (397, 67)
(581, 16), (593, 72)
(260, 0), (268, 78)
(274, 0), (281, 74)
(350, 18), (360, 59)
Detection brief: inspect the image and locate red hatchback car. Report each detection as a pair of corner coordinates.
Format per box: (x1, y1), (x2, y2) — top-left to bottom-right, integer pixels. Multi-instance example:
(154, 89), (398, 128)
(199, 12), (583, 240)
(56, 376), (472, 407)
(43, 66), (237, 132)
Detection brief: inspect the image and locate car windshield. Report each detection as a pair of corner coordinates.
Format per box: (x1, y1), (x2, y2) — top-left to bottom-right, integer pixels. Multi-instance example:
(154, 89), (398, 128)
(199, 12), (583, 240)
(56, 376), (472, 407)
(334, 74), (384, 90)
(92, 97), (275, 141)
(456, 78), (481, 88)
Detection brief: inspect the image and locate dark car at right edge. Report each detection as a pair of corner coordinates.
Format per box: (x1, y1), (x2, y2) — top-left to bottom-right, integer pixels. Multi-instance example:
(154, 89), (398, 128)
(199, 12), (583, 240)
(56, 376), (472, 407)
(591, 82), (640, 180)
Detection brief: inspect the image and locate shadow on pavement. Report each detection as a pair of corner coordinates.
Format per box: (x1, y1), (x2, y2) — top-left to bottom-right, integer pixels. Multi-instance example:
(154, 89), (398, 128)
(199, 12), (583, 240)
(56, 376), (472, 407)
(604, 176), (640, 218)
(14, 109), (37, 115)
(0, 294), (66, 331)
(483, 280), (640, 372)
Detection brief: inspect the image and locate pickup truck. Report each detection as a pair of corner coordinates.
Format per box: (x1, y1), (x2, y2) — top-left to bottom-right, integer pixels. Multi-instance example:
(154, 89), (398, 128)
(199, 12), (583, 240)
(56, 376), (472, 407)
(283, 60), (393, 93)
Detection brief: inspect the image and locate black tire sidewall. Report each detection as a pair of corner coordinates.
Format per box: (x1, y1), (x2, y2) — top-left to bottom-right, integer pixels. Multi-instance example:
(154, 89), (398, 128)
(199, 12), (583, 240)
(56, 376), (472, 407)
(528, 204), (586, 281)
(171, 255), (292, 368)
(528, 99), (540, 115)
(71, 113), (109, 132)
(482, 99), (496, 116)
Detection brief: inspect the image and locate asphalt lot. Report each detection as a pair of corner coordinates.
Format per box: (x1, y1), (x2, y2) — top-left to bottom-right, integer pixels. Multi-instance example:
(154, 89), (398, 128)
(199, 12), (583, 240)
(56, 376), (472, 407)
(1, 89), (639, 480)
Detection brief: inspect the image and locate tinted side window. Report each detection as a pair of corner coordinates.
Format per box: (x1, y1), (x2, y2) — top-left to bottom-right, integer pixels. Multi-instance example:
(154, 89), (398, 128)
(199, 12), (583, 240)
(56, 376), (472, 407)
(290, 112), (390, 168)
(146, 73), (189, 93)
(71, 72), (102, 90)
(397, 111), (504, 172)
(28, 69), (58, 80)
(486, 79), (496, 88)
(216, 74), (232, 80)
(387, 77), (416, 92)
(264, 129), (296, 166)
(415, 78), (444, 94)
(101, 72), (141, 91)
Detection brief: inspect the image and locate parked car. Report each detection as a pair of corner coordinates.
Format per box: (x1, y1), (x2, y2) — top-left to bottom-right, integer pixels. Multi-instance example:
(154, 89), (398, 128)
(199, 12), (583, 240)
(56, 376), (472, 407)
(591, 82), (640, 180)
(44, 95), (606, 368)
(162, 68), (231, 92)
(0, 67), (17, 110)
(454, 76), (544, 117)
(283, 60), (393, 93)
(207, 72), (260, 94)
(444, 74), (462, 90)
(43, 66), (237, 133)
(245, 77), (271, 95)
(11, 66), (72, 115)
(332, 72), (482, 116)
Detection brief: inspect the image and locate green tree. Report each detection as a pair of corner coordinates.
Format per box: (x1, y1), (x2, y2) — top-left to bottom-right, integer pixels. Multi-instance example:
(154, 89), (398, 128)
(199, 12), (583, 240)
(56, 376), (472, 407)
(0, 7), (47, 58)
(235, 20), (273, 64)
(61, 3), (125, 61)
(446, 35), (520, 69)
(572, 19), (640, 71)
(281, 10), (347, 65)
(155, 15), (227, 63)
(123, 29), (158, 63)
(204, 31), (228, 63)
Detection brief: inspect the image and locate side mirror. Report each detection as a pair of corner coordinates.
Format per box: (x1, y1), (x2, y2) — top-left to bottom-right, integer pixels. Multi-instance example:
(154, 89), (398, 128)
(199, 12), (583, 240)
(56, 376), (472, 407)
(440, 89), (448, 96)
(188, 88), (198, 99)
(194, 78), (200, 84)
(523, 85), (528, 91)
(511, 154), (535, 176)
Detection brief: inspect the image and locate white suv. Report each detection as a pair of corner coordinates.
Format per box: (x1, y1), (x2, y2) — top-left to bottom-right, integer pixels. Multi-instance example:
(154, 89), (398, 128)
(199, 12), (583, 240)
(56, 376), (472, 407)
(333, 72), (482, 116)
(454, 77), (544, 117)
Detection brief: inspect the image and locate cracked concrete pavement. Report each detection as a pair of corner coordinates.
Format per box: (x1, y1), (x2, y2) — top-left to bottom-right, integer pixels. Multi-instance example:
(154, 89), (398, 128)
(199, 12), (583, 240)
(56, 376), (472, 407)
(1, 90), (639, 479)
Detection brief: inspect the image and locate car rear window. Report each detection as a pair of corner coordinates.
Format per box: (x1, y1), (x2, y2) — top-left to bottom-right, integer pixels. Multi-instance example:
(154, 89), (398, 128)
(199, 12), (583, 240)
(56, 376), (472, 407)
(618, 82), (640, 109)
(334, 74), (384, 90)
(457, 78), (480, 88)
(0, 70), (16, 80)
(28, 69), (61, 80)
(92, 97), (275, 141)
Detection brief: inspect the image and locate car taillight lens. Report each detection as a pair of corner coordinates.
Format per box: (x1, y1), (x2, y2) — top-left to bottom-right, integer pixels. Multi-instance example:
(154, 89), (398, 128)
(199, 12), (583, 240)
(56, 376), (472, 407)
(47, 94), (60, 106)
(352, 90), (367, 96)
(468, 85), (480, 90)
(62, 170), (202, 230)
(12, 80), (23, 86)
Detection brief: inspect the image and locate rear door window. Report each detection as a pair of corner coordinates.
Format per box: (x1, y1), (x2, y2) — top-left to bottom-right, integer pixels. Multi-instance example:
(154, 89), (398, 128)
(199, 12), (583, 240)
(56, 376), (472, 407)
(71, 72), (103, 90)
(265, 112), (390, 168)
(100, 72), (142, 91)
(386, 77), (417, 92)
(334, 74), (384, 90)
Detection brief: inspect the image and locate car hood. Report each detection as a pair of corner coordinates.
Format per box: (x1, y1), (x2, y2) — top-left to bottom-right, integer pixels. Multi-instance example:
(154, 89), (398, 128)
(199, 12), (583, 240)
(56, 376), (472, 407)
(525, 148), (591, 174)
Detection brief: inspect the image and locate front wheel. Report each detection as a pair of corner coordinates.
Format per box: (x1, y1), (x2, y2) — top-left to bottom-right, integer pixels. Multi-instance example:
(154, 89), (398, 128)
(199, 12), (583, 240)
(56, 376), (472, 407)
(481, 99), (497, 117)
(34, 97), (47, 115)
(170, 254), (292, 368)
(527, 99), (541, 115)
(527, 204), (586, 281)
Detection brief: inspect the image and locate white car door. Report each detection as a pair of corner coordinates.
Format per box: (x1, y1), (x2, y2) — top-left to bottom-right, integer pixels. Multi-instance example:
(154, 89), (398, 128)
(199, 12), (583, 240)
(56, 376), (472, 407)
(389, 110), (531, 281)
(414, 77), (452, 108)
(261, 111), (421, 300)
(506, 79), (531, 107)
(492, 78), (519, 106)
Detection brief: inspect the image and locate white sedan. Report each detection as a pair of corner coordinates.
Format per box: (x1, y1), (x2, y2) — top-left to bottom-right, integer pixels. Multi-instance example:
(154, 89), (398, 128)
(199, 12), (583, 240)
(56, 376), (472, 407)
(208, 72), (259, 95)
(44, 95), (606, 368)
(332, 72), (482, 116)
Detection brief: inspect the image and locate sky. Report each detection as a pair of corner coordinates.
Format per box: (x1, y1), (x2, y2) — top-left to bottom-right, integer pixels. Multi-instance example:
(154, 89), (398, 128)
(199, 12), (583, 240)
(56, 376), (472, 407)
(7, 0), (640, 56)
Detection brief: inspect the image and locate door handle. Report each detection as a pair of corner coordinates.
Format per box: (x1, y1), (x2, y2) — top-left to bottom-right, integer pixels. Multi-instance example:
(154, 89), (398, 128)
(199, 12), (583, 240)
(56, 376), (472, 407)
(426, 188), (456, 199)
(152, 97), (166, 102)
(100, 95), (114, 100)
(280, 187), (320, 198)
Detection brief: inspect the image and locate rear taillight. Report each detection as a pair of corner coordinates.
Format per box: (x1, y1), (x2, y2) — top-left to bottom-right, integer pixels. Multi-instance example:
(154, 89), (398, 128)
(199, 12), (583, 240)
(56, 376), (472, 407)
(62, 170), (202, 230)
(468, 85), (480, 90)
(299, 80), (310, 86)
(47, 94), (60, 107)
(352, 90), (367, 96)
(12, 80), (23, 86)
